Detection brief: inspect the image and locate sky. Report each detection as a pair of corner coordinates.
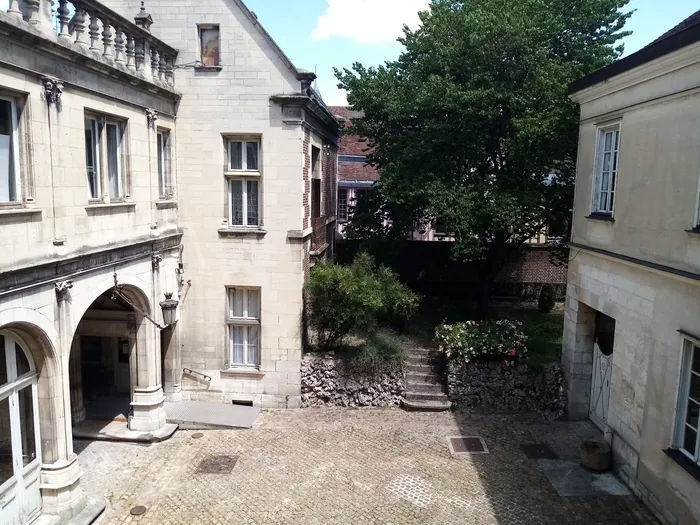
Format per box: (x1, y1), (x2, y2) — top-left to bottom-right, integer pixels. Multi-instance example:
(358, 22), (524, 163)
(242, 0), (700, 107)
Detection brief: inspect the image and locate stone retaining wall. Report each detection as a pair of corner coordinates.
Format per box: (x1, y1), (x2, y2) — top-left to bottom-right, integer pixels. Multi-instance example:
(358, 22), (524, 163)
(447, 360), (566, 420)
(301, 355), (405, 407)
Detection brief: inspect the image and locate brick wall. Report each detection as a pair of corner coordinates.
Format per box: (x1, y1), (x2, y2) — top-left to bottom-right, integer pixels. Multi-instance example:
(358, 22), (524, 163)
(497, 248), (568, 284)
(303, 128), (311, 229)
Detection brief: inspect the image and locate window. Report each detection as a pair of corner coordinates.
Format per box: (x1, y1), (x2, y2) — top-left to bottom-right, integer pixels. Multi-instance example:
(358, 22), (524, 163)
(593, 124), (620, 215)
(84, 117), (101, 199)
(228, 140), (259, 172)
(198, 25), (220, 67)
(157, 129), (172, 198)
(0, 97), (20, 203)
(311, 179), (321, 218)
(338, 188), (348, 221)
(84, 114), (127, 201)
(676, 339), (700, 465)
(227, 288), (260, 367)
(229, 179), (259, 226)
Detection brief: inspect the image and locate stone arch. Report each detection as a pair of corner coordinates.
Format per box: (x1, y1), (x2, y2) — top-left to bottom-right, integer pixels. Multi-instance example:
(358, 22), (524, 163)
(0, 317), (61, 464)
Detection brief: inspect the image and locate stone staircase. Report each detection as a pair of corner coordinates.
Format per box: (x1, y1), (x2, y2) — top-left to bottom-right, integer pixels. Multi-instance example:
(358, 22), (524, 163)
(401, 347), (452, 411)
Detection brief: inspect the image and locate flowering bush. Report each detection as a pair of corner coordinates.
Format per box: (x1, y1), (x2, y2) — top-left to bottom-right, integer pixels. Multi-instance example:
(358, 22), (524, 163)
(435, 319), (528, 364)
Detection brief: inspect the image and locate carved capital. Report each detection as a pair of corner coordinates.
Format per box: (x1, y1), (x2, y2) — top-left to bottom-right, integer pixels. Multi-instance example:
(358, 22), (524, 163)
(55, 280), (73, 301)
(42, 76), (64, 107)
(146, 108), (158, 128)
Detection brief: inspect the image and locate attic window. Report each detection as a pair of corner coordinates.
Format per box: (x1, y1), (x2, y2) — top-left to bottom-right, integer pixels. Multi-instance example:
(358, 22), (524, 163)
(198, 25), (220, 67)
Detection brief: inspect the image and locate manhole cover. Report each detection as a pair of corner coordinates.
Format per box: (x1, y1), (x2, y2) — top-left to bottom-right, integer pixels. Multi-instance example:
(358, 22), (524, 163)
(130, 506), (147, 516)
(192, 432), (204, 439)
(196, 455), (238, 474)
(446, 436), (489, 456)
(521, 443), (559, 460)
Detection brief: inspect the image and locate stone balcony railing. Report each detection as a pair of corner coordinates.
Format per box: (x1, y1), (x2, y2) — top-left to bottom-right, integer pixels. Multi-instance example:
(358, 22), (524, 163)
(1, 0), (178, 87)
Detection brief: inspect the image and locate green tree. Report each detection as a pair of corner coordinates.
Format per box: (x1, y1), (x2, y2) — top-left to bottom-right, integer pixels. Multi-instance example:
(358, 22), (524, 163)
(336, 0), (632, 319)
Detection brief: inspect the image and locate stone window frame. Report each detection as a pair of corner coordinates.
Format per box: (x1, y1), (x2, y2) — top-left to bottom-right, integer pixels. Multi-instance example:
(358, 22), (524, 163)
(223, 135), (263, 229)
(156, 127), (174, 200)
(337, 188), (348, 222)
(225, 287), (261, 369)
(197, 24), (221, 68)
(0, 88), (34, 210)
(591, 121), (621, 217)
(675, 335), (700, 466)
(84, 110), (132, 205)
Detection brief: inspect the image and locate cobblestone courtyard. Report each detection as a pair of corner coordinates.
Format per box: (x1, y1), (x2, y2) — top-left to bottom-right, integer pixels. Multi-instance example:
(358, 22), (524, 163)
(78, 409), (657, 525)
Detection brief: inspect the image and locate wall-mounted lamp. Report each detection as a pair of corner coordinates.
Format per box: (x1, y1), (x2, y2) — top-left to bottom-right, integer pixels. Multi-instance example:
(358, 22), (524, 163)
(159, 292), (179, 326)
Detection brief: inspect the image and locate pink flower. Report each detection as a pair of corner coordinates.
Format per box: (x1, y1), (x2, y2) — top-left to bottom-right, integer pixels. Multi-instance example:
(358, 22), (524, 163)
(508, 349), (517, 356)
(438, 345), (444, 353)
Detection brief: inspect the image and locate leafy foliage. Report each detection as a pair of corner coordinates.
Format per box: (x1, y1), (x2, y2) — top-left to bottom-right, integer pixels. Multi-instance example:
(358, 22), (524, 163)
(345, 328), (407, 371)
(305, 253), (419, 351)
(435, 319), (528, 363)
(336, 0), (632, 318)
(538, 284), (557, 313)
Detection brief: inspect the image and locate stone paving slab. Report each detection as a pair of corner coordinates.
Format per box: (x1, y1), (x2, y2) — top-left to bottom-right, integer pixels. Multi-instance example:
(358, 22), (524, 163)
(76, 409), (658, 525)
(164, 400), (260, 429)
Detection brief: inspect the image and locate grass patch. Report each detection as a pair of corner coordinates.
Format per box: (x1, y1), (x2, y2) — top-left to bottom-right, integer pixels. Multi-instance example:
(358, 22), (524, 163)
(308, 327), (408, 372)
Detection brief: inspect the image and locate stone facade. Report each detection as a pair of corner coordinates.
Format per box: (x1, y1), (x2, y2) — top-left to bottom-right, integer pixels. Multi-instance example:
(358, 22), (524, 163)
(565, 14), (700, 525)
(101, 0), (340, 410)
(301, 355), (405, 407)
(447, 361), (566, 420)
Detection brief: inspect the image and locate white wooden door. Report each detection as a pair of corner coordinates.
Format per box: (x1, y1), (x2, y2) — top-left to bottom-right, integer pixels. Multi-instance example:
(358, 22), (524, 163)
(0, 335), (41, 525)
(589, 341), (612, 431)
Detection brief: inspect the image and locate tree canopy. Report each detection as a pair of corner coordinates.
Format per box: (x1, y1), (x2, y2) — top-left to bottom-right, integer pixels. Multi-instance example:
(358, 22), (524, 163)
(336, 0), (632, 317)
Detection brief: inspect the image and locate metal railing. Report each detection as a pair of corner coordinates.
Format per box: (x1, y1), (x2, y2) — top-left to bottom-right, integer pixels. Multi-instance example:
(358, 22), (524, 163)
(183, 368), (211, 382)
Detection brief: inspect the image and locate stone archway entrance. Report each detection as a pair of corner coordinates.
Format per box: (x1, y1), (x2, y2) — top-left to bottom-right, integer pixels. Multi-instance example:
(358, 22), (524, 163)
(0, 333), (41, 525)
(69, 291), (136, 424)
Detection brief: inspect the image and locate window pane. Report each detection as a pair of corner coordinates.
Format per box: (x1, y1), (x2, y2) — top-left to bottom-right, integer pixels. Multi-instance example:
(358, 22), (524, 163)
(603, 152), (611, 173)
(0, 397), (12, 485)
(692, 345), (700, 373)
(246, 180), (259, 225)
(604, 131), (613, 151)
(0, 99), (17, 202)
(247, 326), (259, 365)
(229, 141), (242, 170)
(15, 343), (30, 377)
(106, 123), (122, 198)
(338, 189), (348, 220)
(683, 426), (698, 456)
(246, 142), (259, 171)
(689, 372), (700, 402)
(18, 386), (36, 466)
(229, 180), (243, 225)
(200, 27), (220, 66)
(601, 172), (609, 192)
(599, 192), (607, 212)
(230, 325), (244, 365)
(157, 132), (164, 196)
(247, 289), (260, 319)
(687, 399), (700, 430)
(0, 335), (6, 386)
(230, 289), (244, 318)
(85, 119), (100, 199)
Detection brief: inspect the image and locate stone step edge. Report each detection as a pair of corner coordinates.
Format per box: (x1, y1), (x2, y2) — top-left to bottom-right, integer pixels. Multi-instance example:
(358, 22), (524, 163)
(400, 397), (452, 412)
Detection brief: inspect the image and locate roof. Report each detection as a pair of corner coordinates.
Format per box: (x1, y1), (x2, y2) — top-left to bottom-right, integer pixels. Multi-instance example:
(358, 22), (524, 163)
(328, 106), (363, 121)
(569, 9), (700, 94)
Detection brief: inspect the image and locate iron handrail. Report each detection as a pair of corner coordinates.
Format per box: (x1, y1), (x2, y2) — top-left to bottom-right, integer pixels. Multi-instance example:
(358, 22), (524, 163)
(183, 368), (211, 382)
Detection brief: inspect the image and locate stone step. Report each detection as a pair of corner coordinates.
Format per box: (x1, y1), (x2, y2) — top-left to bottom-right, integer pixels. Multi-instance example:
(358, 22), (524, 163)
(405, 371), (442, 383)
(405, 381), (445, 394)
(406, 362), (437, 373)
(401, 397), (452, 412)
(405, 391), (450, 402)
(406, 348), (438, 357)
(406, 354), (438, 365)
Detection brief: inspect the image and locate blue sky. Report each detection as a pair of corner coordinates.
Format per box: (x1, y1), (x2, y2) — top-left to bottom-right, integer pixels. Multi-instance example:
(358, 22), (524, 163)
(243, 0), (699, 106)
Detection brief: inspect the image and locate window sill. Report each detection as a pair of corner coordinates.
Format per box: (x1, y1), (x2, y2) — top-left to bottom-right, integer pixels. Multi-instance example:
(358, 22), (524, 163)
(685, 226), (700, 235)
(225, 171), (261, 177)
(585, 213), (615, 223)
(85, 202), (136, 213)
(195, 65), (223, 72)
(0, 208), (42, 217)
(155, 200), (178, 210)
(218, 227), (267, 237)
(287, 227), (313, 240)
(221, 368), (265, 379)
(664, 449), (700, 483)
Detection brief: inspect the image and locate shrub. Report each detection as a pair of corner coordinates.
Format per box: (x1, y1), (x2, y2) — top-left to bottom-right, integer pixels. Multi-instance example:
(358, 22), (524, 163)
(434, 319), (528, 363)
(538, 284), (556, 313)
(346, 328), (407, 371)
(305, 253), (419, 351)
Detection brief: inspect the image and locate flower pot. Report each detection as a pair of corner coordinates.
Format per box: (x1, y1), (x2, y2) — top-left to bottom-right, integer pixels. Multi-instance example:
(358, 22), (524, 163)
(580, 440), (612, 472)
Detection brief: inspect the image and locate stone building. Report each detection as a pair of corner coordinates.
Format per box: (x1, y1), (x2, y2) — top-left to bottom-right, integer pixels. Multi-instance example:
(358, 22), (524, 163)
(564, 10), (700, 525)
(0, 0), (337, 523)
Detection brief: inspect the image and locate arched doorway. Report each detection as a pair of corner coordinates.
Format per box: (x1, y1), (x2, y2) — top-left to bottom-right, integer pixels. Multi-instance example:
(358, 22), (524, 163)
(0, 333), (41, 525)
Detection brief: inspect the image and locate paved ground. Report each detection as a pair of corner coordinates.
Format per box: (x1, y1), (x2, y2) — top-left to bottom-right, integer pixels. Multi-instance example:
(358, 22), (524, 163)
(77, 409), (658, 525)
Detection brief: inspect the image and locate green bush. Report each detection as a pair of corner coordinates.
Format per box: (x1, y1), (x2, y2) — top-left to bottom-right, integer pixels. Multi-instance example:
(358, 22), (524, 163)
(538, 284), (556, 313)
(346, 328), (407, 371)
(434, 319), (528, 363)
(305, 253), (419, 351)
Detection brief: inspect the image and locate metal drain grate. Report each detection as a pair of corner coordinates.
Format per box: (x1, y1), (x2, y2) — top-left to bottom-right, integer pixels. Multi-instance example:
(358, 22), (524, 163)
(446, 436), (489, 456)
(196, 455), (238, 474)
(521, 443), (559, 460)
